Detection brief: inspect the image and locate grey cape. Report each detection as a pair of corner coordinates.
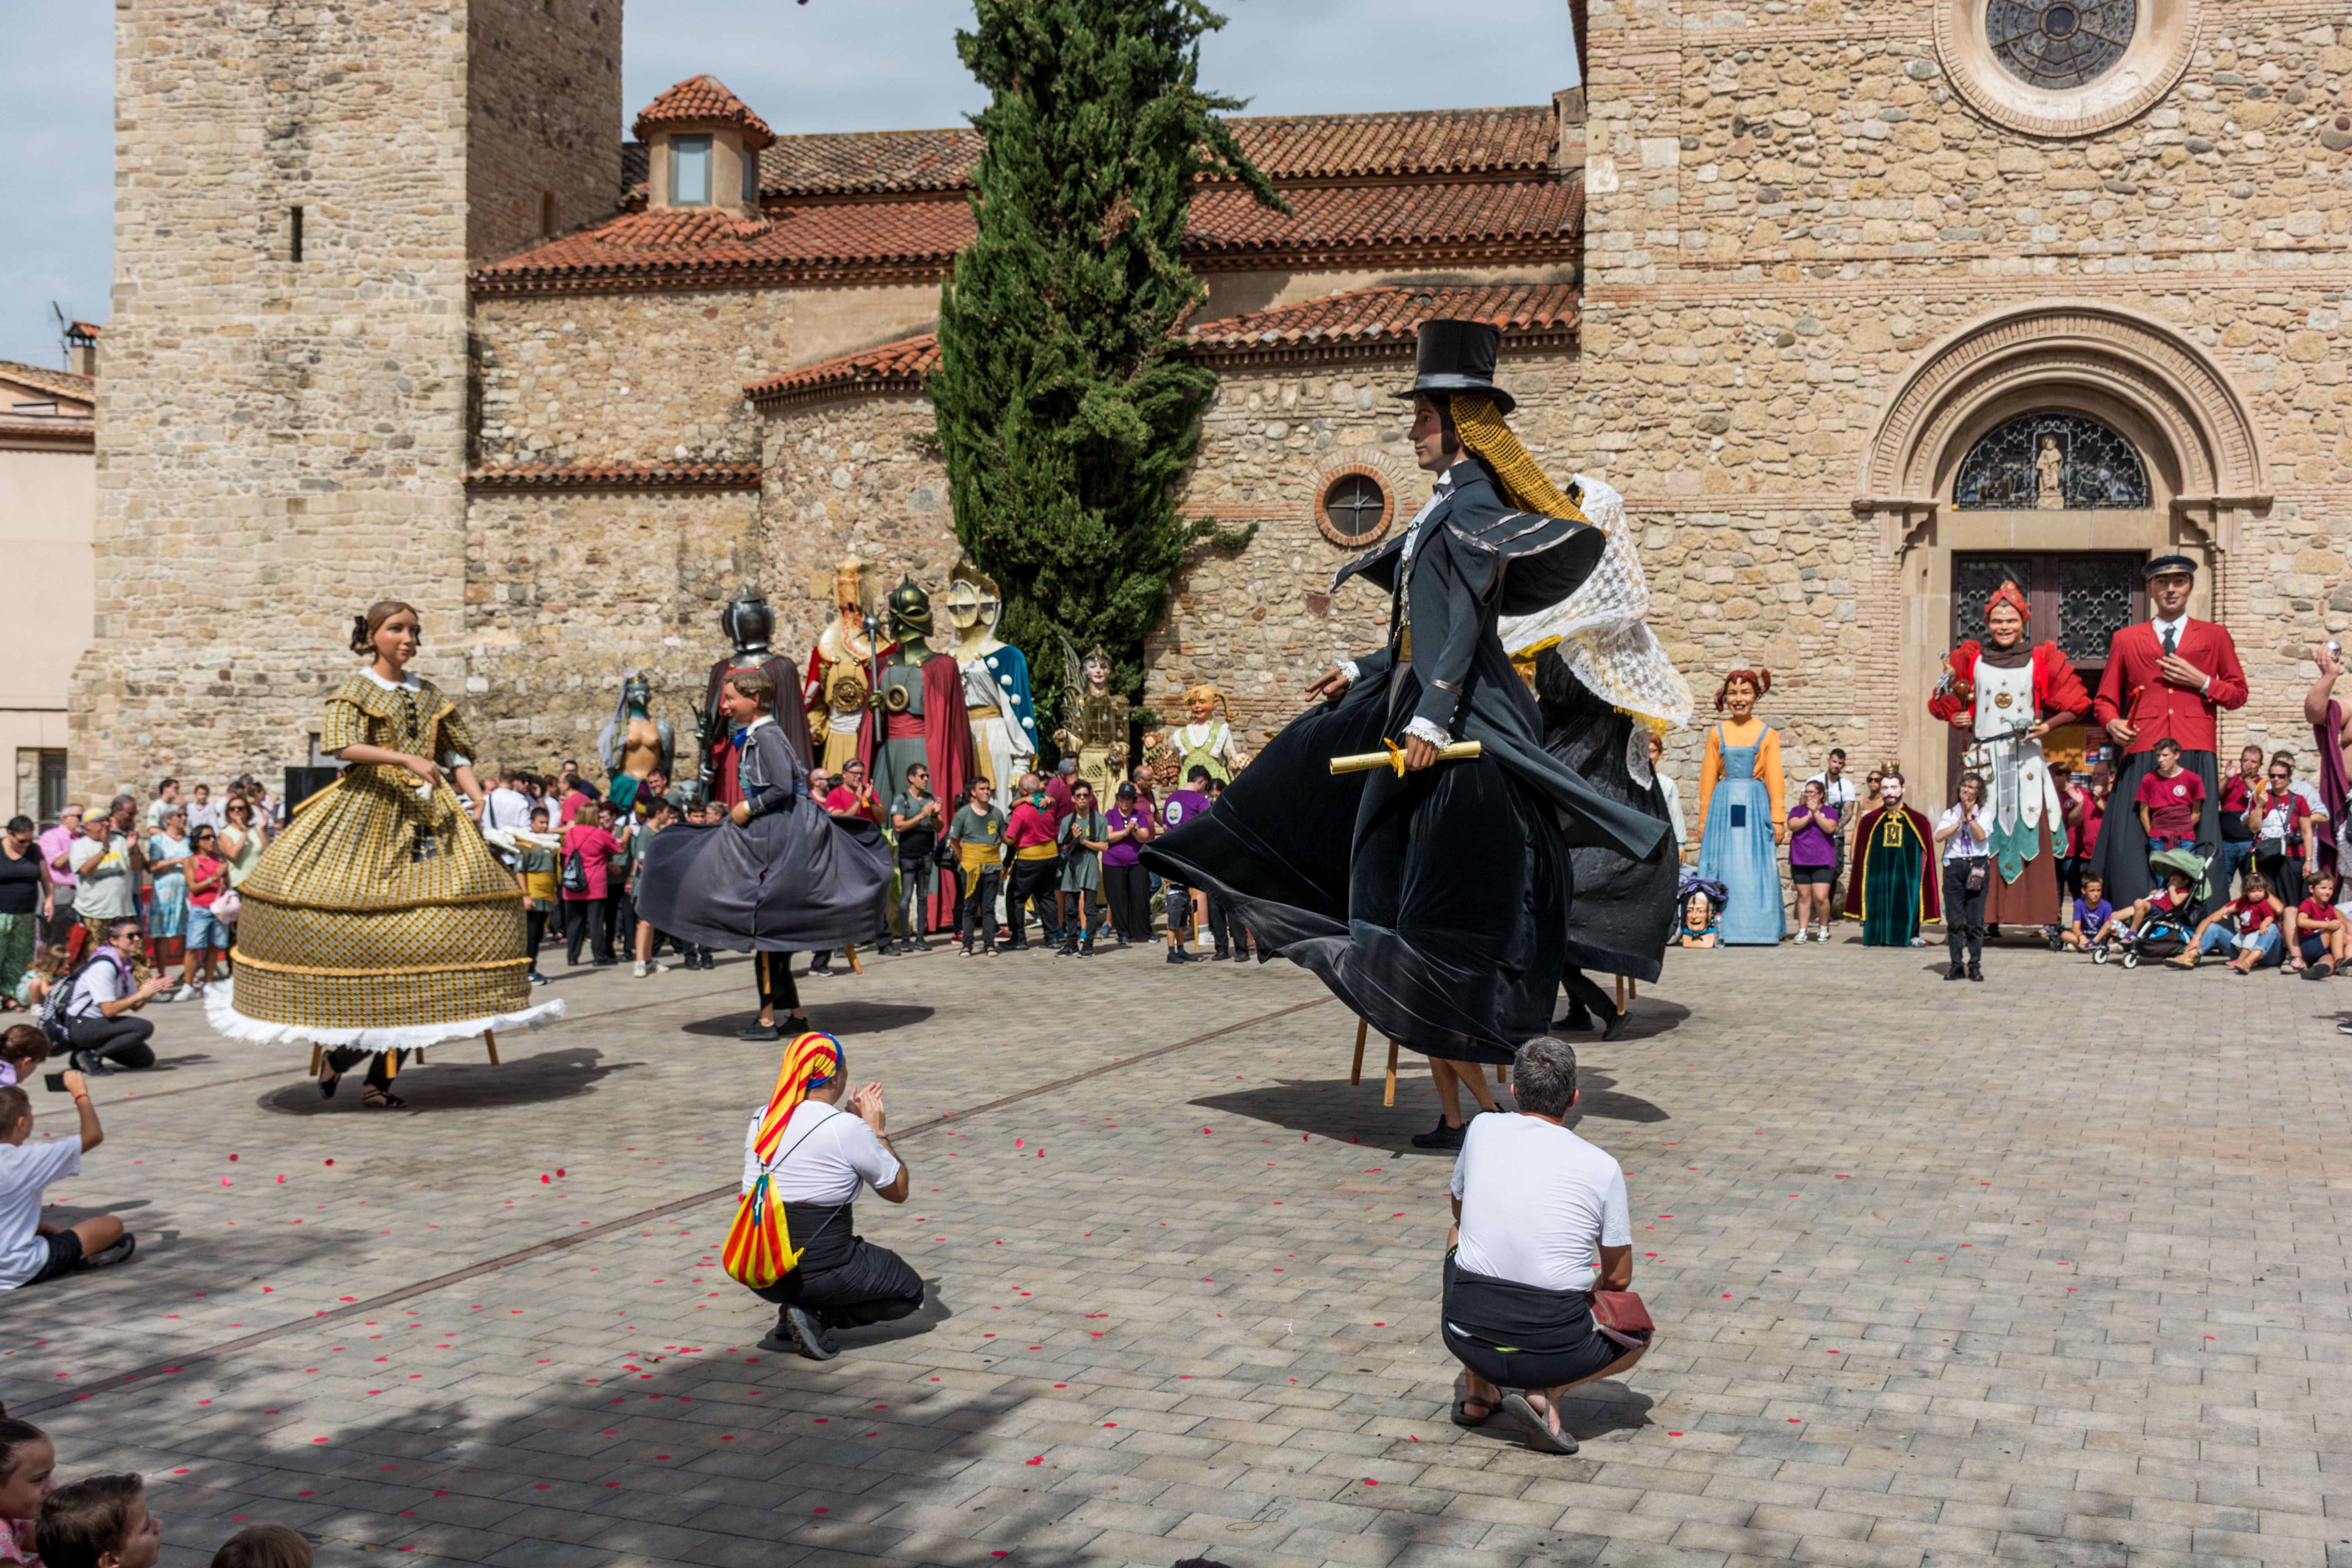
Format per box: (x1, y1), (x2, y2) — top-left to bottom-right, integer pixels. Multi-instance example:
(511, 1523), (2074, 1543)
(633, 718), (890, 953)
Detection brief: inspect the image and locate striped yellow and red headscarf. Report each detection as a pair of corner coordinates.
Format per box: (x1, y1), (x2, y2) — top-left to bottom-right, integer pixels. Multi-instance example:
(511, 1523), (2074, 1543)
(747, 1031), (844, 1165)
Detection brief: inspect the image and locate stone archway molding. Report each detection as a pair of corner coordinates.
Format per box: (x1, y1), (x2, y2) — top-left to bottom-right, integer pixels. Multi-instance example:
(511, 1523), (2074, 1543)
(1855, 299), (2268, 556)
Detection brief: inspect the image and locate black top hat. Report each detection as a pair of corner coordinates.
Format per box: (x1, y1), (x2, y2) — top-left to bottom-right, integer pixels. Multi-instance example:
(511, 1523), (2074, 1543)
(1390, 319), (1515, 415)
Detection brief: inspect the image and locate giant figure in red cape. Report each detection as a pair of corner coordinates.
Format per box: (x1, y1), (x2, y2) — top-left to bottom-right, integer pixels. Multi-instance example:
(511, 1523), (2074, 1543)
(867, 575), (973, 932)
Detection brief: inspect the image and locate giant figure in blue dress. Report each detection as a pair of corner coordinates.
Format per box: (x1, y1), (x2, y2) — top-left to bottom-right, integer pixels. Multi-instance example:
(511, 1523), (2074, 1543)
(1695, 668), (1786, 944)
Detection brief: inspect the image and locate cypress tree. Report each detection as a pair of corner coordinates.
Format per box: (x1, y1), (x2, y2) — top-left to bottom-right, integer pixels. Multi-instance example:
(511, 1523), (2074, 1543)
(931, 0), (1287, 726)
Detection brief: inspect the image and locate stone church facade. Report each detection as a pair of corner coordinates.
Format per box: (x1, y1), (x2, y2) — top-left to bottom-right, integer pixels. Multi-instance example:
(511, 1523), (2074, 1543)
(81, 0), (2351, 817)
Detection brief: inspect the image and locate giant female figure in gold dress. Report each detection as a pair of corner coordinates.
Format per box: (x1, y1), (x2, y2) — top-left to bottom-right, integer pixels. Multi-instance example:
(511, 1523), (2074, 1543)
(208, 600), (563, 1106)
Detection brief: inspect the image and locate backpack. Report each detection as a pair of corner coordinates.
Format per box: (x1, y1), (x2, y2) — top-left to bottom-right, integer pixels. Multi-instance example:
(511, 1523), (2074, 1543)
(40, 950), (128, 1051)
(722, 1112), (838, 1290)
(559, 838), (589, 896)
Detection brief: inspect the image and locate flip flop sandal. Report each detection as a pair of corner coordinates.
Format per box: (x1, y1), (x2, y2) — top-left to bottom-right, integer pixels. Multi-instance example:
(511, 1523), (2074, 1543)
(362, 1088), (406, 1109)
(1452, 1399), (1496, 1426)
(1501, 1393), (1578, 1454)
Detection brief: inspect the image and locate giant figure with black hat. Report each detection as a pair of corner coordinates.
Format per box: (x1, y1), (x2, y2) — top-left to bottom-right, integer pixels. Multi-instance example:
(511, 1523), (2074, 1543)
(701, 589), (816, 806)
(2084, 554), (2247, 912)
(1142, 320), (1665, 1149)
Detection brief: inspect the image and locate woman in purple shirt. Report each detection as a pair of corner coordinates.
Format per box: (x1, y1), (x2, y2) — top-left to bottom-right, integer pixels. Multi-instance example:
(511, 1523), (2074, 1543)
(1787, 778), (1840, 944)
(1102, 782), (1154, 947)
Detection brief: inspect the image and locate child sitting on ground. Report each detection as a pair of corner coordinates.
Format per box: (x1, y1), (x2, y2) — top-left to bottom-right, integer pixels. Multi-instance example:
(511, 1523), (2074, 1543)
(2285, 867), (2347, 978)
(0, 1028), (47, 1091)
(35, 1472), (161, 1568)
(2060, 874), (2113, 953)
(2172, 870), (2283, 972)
(0, 1076), (134, 1290)
(207, 1523), (311, 1568)
(0, 1417), (56, 1566)
(10, 952), (66, 1016)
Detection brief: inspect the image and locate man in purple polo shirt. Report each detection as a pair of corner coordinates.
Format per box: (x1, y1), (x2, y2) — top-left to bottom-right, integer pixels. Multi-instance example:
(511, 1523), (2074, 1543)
(1159, 766), (1215, 964)
(38, 805), (83, 951)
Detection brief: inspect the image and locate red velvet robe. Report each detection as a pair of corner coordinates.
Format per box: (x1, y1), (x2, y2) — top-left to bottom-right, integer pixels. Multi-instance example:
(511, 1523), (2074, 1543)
(858, 653), (975, 931)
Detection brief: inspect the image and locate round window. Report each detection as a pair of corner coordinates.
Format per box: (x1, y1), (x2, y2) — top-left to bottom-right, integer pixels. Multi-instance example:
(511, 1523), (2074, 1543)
(1318, 472), (1391, 548)
(1985, 0), (2134, 88)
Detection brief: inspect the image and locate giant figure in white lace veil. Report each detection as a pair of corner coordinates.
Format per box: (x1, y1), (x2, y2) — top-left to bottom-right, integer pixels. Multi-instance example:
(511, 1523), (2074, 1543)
(1497, 474), (1693, 762)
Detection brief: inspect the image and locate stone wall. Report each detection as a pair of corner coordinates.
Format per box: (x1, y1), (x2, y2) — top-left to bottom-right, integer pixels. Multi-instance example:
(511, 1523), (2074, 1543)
(1577, 0), (2352, 803)
(474, 289), (792, 469)
(78, 0), (481, 797)
(459, 484), (763, 768)
(757, 392), (962, 659)
(465, 0), (623, 265)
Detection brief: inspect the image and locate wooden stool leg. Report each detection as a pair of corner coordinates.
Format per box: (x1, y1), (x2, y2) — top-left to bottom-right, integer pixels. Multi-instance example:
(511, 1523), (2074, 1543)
(1494, 1061), (1509, 1087)
(483, 1029), (500, 1066)
(1383, 1037), (1400, 1108)
(309, 1044), (322, 1077)
(1628, 978), (1638, 1001)
(1350, 1017), (1368, 1086)
(844, 944), (863, 976)
(1614, 974), (1626, 1011)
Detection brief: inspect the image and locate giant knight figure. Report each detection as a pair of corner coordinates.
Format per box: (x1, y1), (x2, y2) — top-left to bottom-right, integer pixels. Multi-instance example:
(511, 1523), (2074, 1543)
(945, 566), (1039, 789)
(700, 589), (813, 805)
(872, 575), (975, 929)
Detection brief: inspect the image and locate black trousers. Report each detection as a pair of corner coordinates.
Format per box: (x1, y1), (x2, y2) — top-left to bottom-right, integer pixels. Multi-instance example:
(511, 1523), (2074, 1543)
(606, 891), (633, 958)
(563, 898), (614, 964)
(524, 908), (549, 971)
(67, 1014), (156, 1070)
(1943, 859), (1987, 965)
(1007, 856), (1060, 946)
(2255, 848), (2306, 908)
(755, 951), (800, 1015)
(960, 866), (1000, 948)
(1103, 863), (1151, 941)
(753, 1203), (927, 1330)
(1206, 892), (1251, 956)
(1559, 965), (1615, 1024)
(324, 1044), (400, 1093)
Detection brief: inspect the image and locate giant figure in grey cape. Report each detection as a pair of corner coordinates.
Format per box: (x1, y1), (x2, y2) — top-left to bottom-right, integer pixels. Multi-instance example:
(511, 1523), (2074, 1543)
(1143, 320), (1665, 1065)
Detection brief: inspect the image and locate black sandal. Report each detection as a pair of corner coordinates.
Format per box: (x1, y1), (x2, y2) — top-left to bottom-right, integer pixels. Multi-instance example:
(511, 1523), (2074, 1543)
(1453, 1399), (1496, 1426)
(318, 1072), (341, 1100)
(362, 1088), (405, 1109)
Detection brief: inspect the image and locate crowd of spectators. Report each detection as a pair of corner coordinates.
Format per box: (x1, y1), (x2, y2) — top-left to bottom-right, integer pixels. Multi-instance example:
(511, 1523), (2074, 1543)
(1, 1410), (319, 1564)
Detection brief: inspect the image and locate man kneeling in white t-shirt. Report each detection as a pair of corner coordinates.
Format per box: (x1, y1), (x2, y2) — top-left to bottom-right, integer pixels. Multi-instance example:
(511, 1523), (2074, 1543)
(742, 1046), (925, 1360)
(1445, 1036), (1648, 1454)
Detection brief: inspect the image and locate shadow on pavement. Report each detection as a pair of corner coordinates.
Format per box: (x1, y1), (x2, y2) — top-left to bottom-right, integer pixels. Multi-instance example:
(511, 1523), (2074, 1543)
(1191, 1068), (1670, 1154)
(677, 1000), (936, 1039)
(252, 1046), (635, 1116)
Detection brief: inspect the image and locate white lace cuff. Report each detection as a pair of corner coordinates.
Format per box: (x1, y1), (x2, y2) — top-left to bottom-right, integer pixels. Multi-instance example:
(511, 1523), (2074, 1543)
(1340, 661), (1361, 683)
(1405, 717), (1450, 748)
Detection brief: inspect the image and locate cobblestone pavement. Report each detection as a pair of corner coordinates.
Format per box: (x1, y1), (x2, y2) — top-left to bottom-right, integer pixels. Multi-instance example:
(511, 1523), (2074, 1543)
(7, 929), (2352, 1568)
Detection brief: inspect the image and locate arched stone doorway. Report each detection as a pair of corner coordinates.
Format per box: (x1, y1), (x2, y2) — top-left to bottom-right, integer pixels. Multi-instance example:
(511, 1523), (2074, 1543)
(1854, 301), (2270, 794)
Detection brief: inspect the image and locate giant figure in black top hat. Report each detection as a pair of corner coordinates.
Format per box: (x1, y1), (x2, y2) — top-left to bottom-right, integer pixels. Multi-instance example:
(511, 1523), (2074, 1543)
(1143, 320), (1664, 1137)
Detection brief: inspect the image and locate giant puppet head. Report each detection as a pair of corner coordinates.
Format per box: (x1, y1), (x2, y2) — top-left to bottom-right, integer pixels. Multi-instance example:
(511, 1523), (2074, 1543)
(1984, 581), (2030, 650)
(720, 589), (775, 656)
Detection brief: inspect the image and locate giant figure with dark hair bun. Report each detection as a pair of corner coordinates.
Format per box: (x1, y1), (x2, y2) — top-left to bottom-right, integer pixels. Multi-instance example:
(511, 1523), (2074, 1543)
(208, 599), (563, 1107)
(1696, 668), (1785, 944)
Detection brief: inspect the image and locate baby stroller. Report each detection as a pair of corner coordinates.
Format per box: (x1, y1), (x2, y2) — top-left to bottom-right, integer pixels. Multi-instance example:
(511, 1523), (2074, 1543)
(2092, 846), (2207, 969)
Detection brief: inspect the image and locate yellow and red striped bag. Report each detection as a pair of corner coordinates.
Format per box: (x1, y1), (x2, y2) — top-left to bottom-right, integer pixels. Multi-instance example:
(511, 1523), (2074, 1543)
(722, 1031), (843, 1290)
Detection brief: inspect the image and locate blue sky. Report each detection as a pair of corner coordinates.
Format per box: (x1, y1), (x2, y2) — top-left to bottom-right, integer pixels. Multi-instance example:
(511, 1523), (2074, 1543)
(0, 0), (1580, 368)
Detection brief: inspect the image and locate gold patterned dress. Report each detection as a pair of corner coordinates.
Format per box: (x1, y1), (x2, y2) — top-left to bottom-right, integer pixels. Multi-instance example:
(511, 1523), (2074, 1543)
(208, 670), (564, 1047)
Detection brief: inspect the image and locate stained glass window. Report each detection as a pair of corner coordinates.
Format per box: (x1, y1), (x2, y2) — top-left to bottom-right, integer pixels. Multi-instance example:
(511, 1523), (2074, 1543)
(1955, 557), (2035, 648)
(1986, 0), (2134, 88)
(1953, 411), (2149, 510)
(2058, 557), (2137, 664)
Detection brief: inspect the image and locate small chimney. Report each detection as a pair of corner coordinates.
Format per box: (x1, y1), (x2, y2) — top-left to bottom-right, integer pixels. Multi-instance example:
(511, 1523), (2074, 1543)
(1552, 87), (1587, 172)
(65, 320), (99, 379)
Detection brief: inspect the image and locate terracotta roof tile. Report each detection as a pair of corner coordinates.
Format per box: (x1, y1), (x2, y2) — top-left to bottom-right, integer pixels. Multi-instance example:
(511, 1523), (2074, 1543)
(0, 419), (95, 444)
(477, 172), (1576, 292)
(633, 75), (775, 147)
(745, 334), (940, 407)
(742, 282), (1578, 409)
(622, 103), (1561, 200)
(466, 461), (761, 492)
(67, 321), (102, 340)
(1183, 283), (1580, 353)
(0, 360), (97, 405)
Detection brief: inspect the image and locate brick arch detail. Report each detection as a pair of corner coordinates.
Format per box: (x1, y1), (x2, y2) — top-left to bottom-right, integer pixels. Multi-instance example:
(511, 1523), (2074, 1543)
(1859, 301), (2265, 504)
(1304, 448), (1417, 549)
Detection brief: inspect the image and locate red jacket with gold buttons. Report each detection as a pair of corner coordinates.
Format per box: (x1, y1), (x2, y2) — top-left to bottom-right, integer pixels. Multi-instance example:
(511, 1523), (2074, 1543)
(2088, 619), (2247, 756)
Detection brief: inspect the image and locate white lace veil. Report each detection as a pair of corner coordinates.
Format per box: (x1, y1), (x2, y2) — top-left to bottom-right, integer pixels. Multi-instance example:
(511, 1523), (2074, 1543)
(1497, 474), (1693, 731)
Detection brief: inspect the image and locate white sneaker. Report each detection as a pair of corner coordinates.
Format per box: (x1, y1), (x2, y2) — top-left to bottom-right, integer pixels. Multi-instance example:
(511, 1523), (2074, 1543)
(645, 960), (667, 975)
(632, 960), (647, 977)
